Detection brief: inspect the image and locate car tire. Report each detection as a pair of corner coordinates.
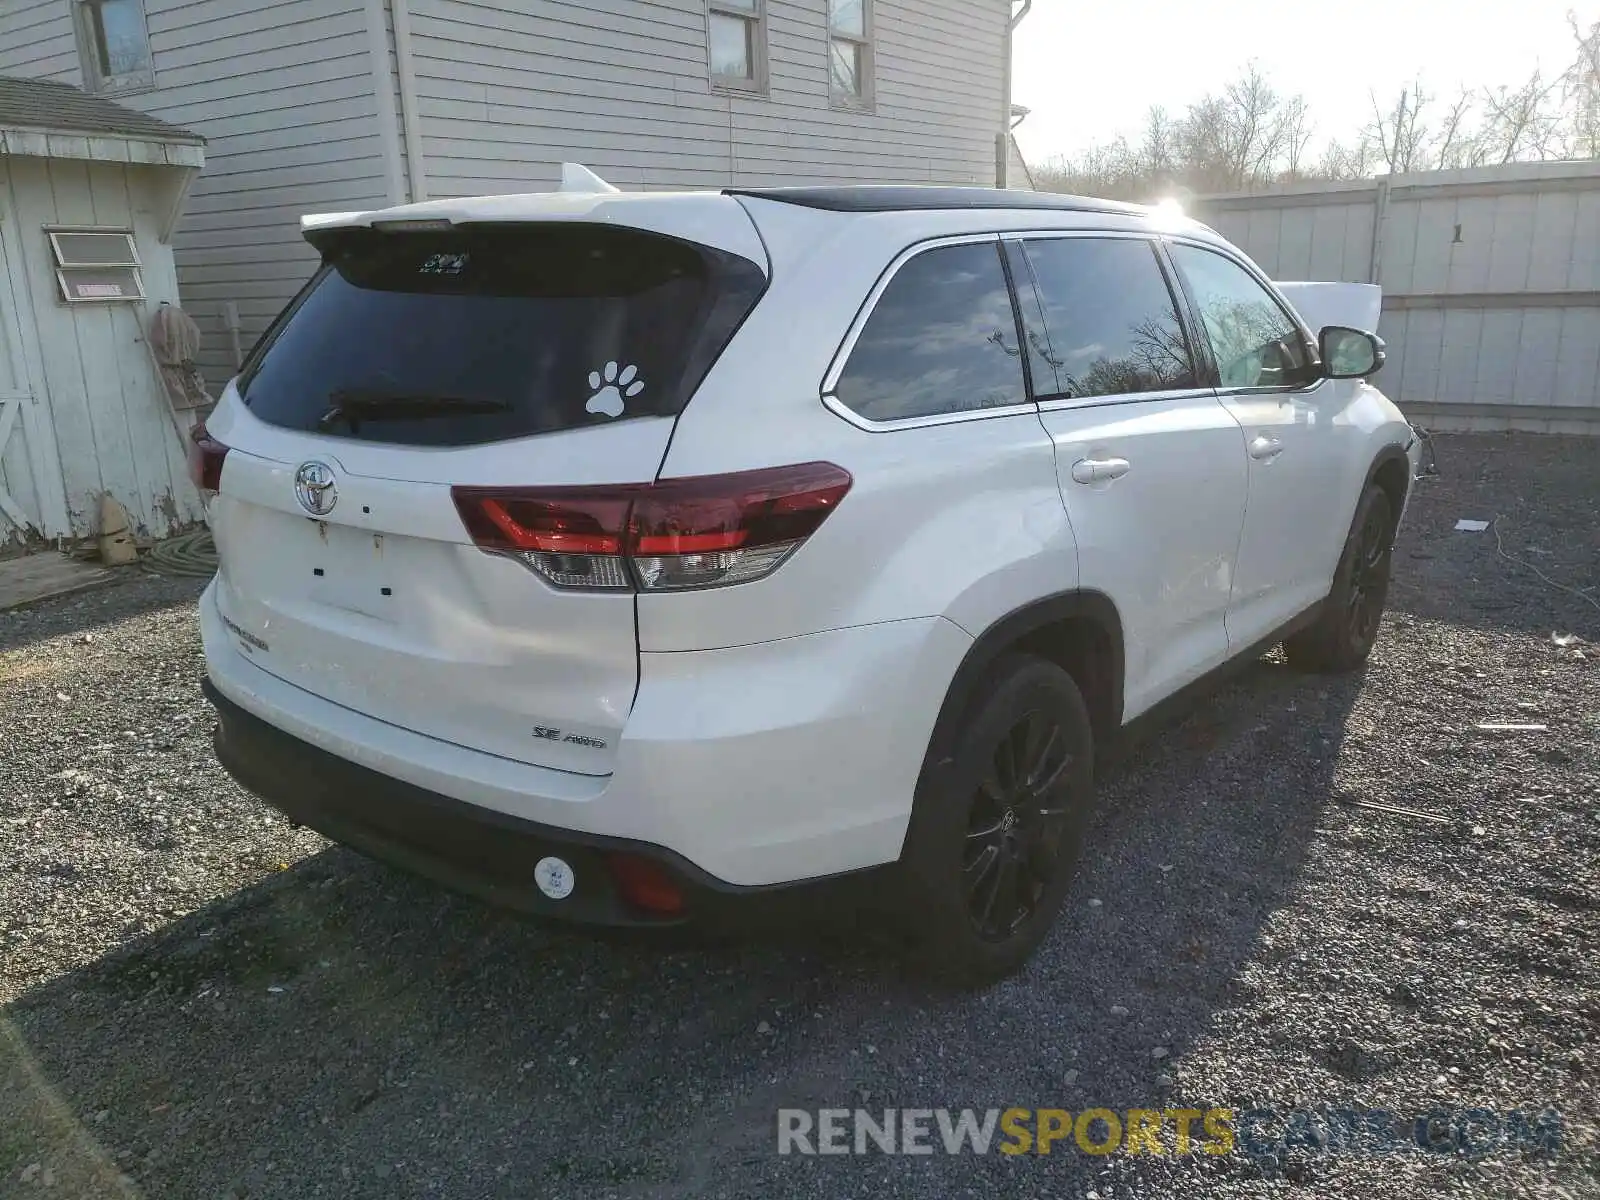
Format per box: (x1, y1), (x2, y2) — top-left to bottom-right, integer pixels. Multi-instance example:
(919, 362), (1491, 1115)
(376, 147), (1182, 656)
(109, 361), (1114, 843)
(1284, 484), (1395, 674)
(894, 654), (1096, 986)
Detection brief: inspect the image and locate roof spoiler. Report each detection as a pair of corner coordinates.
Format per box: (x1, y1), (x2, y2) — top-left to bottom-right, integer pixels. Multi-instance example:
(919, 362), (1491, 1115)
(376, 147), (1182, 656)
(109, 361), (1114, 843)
(559, 163), (619, 194)
(301, 211), (367, 235)
(299, 164), (620, 241)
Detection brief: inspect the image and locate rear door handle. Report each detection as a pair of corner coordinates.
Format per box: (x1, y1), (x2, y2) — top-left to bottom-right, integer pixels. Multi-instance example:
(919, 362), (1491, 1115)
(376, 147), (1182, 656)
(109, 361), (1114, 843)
(1248, 435), (1284, 461)
(1070, 457), (1131, 484)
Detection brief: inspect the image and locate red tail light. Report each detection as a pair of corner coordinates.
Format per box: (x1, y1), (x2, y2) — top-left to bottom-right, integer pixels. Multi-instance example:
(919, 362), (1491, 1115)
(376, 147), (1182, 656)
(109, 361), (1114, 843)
(606, 853), (685, 917)
(187, 421), (229, 494)
(451, 462), (851, 592)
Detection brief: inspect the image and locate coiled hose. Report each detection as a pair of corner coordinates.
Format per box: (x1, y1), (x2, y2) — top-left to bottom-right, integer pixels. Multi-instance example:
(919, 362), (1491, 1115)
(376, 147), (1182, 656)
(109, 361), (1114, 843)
(142, 528), (218, 579)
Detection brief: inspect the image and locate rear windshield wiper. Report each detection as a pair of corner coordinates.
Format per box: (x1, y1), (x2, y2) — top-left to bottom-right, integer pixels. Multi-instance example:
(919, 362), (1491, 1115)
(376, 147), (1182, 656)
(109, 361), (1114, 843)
(319, 389), (509, 431)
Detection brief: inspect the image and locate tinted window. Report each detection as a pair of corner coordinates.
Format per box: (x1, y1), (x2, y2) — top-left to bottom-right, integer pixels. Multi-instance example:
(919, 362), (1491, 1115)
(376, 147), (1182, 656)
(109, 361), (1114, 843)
(1168, 244), (1318, 390)
(239, 225), (766, 446)
(1017, 237), (1196, 399)
(832, 241), (1025, 423)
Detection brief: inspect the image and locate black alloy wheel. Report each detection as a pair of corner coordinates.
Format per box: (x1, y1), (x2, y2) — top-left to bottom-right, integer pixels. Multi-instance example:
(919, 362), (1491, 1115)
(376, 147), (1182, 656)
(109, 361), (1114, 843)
(896, 653), (1096, 985)
(1285, 483), (1396, 673)
(964, 707), (1076, 942)
(1345, 498), (1392, 647)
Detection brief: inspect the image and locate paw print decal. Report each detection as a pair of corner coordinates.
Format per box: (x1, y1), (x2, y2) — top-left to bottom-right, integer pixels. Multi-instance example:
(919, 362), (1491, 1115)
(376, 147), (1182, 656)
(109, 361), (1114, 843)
(585, 362), (644, 418)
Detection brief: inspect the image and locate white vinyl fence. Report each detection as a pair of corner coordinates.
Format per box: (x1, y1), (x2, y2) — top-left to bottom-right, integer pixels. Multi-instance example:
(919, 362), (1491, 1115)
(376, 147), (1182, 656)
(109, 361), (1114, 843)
(1193, 161), (1600, 433)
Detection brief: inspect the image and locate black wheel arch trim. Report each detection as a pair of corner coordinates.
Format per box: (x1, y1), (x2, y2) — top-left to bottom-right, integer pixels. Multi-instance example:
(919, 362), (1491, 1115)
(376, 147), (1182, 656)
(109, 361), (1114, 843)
(1361, 442), (1413, 545)
(902, 589), (1122, 869)
(925, 590), (1124, 767)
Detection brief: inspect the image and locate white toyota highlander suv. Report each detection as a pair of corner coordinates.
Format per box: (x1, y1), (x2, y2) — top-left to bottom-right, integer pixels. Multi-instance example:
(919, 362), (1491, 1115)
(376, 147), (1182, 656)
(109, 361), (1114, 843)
(197, 183), (1420, 982)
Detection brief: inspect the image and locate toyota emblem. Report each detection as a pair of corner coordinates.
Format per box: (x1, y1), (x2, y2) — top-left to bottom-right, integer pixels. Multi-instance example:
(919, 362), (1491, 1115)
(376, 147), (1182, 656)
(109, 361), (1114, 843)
(294, 461), (338, 516)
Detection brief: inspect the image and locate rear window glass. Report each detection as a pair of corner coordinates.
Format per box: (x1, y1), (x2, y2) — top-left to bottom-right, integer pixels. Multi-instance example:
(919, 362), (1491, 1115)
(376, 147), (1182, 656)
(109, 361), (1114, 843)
(239, 224), (766, 446)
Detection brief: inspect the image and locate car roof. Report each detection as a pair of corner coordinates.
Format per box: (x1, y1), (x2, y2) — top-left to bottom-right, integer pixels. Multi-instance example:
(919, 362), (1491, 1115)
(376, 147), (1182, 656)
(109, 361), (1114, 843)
(723, 185), (1150, 218)
(298, 184), (1222, 272)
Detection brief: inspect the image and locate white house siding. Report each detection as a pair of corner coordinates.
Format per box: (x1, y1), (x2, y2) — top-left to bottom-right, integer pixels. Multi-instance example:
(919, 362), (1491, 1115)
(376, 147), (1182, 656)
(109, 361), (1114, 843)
(1194, 163), (1600, 432)
(0, 155), (203, 539)
(0, 0), (397, 387)
(0, 159), (60, 546)
(6, 1), (1010, 389)
(404, 0), (1006, 197)
(127, 0), (399, 387)
(0, 1), (83, 82)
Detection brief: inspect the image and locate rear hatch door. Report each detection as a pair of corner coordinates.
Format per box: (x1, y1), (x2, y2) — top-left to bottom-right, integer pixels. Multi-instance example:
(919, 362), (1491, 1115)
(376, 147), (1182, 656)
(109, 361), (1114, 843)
(206, 214), (766, 775)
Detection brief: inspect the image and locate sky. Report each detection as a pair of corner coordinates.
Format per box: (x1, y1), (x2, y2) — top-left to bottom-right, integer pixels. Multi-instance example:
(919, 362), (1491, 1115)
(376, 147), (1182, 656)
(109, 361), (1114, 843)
(1011, 0), (1598, 165)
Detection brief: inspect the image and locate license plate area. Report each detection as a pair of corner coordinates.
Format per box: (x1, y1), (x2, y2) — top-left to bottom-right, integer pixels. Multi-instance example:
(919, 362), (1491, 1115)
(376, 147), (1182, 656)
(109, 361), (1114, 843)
(301, 520), (399, 621)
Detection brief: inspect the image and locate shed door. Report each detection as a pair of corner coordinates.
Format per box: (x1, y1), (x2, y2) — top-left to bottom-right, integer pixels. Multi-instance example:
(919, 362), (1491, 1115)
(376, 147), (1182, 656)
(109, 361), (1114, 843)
(0, 169), (47, 538)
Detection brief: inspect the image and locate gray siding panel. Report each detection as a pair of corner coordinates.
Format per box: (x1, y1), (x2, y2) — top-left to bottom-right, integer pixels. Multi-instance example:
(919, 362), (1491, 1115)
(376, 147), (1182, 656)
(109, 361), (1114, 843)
(1446, 196), (1496, 293)
(117, 0), (393, 386)
(1305, 206), (1347, 279)
(1512, 309), (1562, 406)
(1526, 189), (1579, 291)
(1571, 191), (1600, 291)
(0, 1), (84, 83)
(1554, 309), (1600, 407)
(411, 0), (1004, 198)
(10, 0), (1006, 389)
(1437, 308), (1483, 404)
(1475, 312), (1522, 405)
(1396, 310), (1442, 403)
(1486, 193), (1536, 293)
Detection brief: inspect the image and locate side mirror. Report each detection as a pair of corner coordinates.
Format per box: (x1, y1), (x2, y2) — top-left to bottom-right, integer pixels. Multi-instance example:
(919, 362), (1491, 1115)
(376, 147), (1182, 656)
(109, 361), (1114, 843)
(1319, 326), (1385, 380)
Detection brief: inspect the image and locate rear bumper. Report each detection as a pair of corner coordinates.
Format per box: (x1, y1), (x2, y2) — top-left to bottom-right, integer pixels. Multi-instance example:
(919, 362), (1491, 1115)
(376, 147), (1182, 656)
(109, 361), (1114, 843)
(208, 680), (774, 926)
(199, 580), (971, 888)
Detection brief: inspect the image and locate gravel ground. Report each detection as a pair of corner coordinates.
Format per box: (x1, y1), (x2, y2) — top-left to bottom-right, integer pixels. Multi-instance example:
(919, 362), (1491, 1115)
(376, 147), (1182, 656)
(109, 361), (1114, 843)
(1, 432), (1596, 1199)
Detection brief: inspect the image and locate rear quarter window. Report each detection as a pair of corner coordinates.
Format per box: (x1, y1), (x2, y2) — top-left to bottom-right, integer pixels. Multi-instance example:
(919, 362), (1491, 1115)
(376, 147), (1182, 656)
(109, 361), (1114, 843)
(239, 224), (766, 446)
(830, 240), (1026, 424)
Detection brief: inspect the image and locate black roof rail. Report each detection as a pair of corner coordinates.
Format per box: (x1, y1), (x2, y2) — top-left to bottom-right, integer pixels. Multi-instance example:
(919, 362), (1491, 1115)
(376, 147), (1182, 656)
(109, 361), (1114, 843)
(722, 185), (1150, 217)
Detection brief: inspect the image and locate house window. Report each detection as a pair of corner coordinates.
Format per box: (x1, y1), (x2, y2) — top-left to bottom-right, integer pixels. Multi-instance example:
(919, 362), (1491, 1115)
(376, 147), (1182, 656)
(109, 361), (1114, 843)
(75, 0), (155, 93)
(47, 228), (146, 303)
(708, 0), (766, 93)
(828, 0), (872, 107)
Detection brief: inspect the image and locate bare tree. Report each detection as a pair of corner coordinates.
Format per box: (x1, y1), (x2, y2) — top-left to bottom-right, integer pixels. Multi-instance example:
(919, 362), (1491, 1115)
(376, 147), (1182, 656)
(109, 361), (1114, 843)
(1223, 64), (1288, 185)
(1316, 135), (1376, 181)
(1280, 96), (1315, 180)
(1172, 95), (1234, 193)
(1433, 89), (1482, 168)
(1368, 83), (1433, 172)
(1142, 106), (1177, 184)
(1154, 63), (1298, 193)
(1031, 37), (1599, 205)
(1478, 72), (1564, 163)
(1558, 11), (1600, 158)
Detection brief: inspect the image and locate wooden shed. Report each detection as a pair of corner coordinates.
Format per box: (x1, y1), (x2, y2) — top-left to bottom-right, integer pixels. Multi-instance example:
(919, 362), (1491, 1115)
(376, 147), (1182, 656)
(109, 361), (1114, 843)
(0, 75), (207, 549)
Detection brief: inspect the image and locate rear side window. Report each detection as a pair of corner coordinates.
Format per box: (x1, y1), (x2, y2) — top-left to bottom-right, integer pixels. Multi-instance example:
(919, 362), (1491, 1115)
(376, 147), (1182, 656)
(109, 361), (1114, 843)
(239, 225), (766, 446)
(1015, 237), (1196, 400)
(1167, 243), (1318, 390)
(831, 241), (1025, 423)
